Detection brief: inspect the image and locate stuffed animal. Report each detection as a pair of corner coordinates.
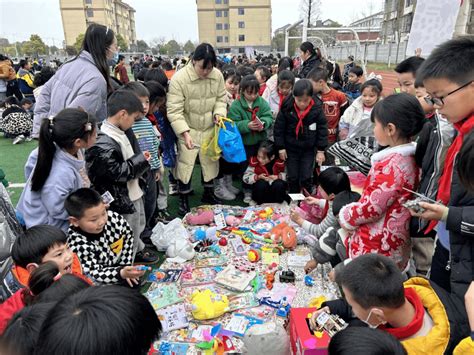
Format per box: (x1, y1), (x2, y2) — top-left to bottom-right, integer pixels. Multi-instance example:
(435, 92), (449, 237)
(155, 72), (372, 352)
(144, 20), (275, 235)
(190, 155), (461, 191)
(265, 222), (297, 249)
(191, 289), (229, 320)
(186, 208), (214, 225)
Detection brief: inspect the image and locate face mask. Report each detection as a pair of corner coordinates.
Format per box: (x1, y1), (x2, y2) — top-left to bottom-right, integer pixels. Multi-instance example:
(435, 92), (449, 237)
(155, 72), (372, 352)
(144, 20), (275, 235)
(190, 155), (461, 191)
(362, 309), (385, 329)
(107, 50), (119, 66)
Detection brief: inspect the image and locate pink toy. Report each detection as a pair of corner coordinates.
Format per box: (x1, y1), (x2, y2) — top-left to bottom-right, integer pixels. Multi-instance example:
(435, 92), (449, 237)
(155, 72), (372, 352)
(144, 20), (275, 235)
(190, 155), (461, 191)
(225, 215), (242, 227)
(186, 209), (214, 225)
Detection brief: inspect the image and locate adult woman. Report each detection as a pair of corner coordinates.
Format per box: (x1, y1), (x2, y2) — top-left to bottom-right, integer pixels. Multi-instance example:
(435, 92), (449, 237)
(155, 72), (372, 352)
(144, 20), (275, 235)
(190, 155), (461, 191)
(32, 24), (117, 137)
(167, 43), (226, 215)
(297, 41), (323, 79)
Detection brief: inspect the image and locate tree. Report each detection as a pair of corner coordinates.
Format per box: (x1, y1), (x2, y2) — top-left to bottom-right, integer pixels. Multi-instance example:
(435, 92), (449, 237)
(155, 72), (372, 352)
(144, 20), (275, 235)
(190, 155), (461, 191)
(150, 36), (166, 54)
(22, 34), (47, 56)
(116, 33), (128, 51)
(183, 40), (195, 53)
(65, 45), (78, 56)
(300, 0), (322, 28)
(74, 33), (85, 52)
(49, 45), (59, 55)
(163, 40), (181, 56)
(271, 33), (285, 52)
(136, 39), (149, 52)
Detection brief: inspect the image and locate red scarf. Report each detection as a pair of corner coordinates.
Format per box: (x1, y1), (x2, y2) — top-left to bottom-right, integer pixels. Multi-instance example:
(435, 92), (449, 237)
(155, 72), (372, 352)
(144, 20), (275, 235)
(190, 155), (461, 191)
(259, 83), (267, 96)
(426, 114), (474, 233)
(293, 99), (314, 139)
(246, 106), (260, 122)
(278, 92), (285, 110)
(379, 288), (425, 340)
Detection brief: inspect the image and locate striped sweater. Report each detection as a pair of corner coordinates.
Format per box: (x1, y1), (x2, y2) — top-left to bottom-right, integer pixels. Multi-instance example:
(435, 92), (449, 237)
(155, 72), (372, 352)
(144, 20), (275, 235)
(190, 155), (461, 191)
(132, 117), (161, 170)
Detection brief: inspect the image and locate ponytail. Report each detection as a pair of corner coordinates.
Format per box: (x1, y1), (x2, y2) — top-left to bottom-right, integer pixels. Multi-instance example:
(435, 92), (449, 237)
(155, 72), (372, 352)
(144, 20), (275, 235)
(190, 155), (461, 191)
(300, 41), (316, 56)
(31, 108), (97, 192)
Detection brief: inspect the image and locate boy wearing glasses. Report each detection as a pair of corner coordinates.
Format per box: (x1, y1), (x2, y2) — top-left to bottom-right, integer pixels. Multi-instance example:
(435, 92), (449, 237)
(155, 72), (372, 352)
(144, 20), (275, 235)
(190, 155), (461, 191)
(407, 37), (474, 303)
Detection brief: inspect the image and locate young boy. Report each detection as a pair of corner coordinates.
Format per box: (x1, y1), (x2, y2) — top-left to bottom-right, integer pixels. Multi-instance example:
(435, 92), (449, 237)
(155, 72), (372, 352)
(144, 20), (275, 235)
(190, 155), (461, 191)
(255, 65), (271, 96)
(65, 188), (147, 286)
(310, 254), (468, 353)
(2, 225), (85, 298)
(394, 56), (425, 96)
(410, 37), (474, 299)
(85, 90), (156, 264)
(121, 82), (163, 239)
(344, 65), (364, 101)
(307, 68), (348, 164)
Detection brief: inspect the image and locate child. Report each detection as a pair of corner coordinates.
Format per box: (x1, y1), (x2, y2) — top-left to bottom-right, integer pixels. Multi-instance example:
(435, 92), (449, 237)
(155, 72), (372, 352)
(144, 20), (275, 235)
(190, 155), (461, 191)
(86, 90), (156, 264)
(343, 65), (364, 101)
(311, 254), (468, 354)
(274, 79), (328, 193)
(65, 188), (147, 286)
(2, 225), (86, 298)
(229, 74), (273, 203)
(308, 67), (348, 164)
(114, 54), (130, 84)
(339, 79), (383, 140)
(223, 67), (241, 110)
(338, 93), (424, 271)
(290, 167), (351, 240)
(16, 109), (97, 231)
(122, 82), (162, 236)
(0, 261), (90, 333)
(0, 96), (32, 144)
(242, 140), (286, 205)
(34, 286), (162, 355)
(410, 37), (474, 299)
(394, 56), (425, 95)
(255, 65), (271, 96)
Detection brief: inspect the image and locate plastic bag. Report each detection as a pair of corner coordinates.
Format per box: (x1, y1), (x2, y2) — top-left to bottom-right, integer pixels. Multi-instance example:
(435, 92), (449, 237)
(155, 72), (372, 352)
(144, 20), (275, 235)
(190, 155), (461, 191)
(201, 124), (222, 161)
(218, 118), (246, 163)
(150, 218), (189, 251)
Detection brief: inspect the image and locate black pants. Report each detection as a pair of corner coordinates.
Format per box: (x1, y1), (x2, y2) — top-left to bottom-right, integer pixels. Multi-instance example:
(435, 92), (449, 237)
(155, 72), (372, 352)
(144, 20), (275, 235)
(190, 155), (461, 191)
(6, 80), (23, 101)
(143, 169), (158, 230)
(430, 239), (451, 292)
(178, 172), (213, 194)
(287, 149), (315, 193)
(252, 179), (287, 204)
(240, 143), (260, 190)
(217, 157), (239, 179)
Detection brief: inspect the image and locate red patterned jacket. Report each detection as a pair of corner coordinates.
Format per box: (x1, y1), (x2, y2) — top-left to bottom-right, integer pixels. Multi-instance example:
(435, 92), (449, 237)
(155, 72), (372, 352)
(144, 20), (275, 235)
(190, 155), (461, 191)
(339, 143), (419, 270)
(243, 156), (286, 184)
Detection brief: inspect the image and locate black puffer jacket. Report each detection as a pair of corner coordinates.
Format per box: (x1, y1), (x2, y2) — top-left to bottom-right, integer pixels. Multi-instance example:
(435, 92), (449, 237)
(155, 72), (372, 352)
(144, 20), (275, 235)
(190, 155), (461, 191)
(298, 54), (322, 79)
(274, 96), (328, 152)
(86, 131), (150, 215)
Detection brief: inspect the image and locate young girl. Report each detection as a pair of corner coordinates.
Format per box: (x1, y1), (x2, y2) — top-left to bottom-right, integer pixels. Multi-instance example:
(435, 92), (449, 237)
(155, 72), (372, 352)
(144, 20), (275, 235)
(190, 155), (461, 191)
(339, 78), (383, 140)
(229, 74), (273, 203)
(223, 67), (241, 111)
(243, 140), (286, 205)
(255, 66), (271, 96)
(16, 109), (97, 231)
(0, 96), (32, 144)
(274, 79), (328, 193)
(339, 93), (425, 271)
(263, 70), (296, 124)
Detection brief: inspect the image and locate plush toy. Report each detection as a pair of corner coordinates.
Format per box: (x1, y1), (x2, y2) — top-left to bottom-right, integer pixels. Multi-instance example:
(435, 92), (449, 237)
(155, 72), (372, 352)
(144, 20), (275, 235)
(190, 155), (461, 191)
(265, 222), (297, 249)
(186, 208), (214, 225)
(242, 323), (290, 355)
(166, 238), (196, 261)
(191, 289), (229, 320)
(225, 215), (241, 227)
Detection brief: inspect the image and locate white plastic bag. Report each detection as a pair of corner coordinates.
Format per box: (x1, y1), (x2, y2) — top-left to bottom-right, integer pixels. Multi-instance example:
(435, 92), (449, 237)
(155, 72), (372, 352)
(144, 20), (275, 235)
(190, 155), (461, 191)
(150, 218), (189, 251)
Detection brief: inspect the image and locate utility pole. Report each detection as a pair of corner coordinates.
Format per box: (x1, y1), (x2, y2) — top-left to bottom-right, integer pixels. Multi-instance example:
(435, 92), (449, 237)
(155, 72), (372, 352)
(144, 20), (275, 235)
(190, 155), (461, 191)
(307, 0), (312, 27)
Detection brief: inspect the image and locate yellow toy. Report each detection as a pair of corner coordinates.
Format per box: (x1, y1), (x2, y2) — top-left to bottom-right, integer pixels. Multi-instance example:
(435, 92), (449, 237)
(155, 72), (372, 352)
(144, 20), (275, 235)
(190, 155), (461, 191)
(191, 289), (229, 320)
(258, 207), (274, 219)
(247, 249), (261, 262)
(308, 295), (327, 309)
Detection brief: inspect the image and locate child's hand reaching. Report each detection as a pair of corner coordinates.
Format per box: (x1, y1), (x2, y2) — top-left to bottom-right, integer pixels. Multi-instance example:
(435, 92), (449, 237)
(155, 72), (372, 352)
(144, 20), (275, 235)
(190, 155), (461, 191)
(409, 202), (448, 221)
(304, 196), (320, 205)
(120, 266), (146, 287)
(248, 121), (261, 131)
(309, 306), (331, 331)
(304, 259), (318, 274)
(290, 209), (305, 226)
(315, 151), (325, 166)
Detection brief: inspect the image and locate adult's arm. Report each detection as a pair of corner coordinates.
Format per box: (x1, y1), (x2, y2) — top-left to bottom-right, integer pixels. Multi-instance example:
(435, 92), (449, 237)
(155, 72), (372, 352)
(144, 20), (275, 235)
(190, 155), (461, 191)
(212, 73), (227, 118)
(167, 76), (190, 135)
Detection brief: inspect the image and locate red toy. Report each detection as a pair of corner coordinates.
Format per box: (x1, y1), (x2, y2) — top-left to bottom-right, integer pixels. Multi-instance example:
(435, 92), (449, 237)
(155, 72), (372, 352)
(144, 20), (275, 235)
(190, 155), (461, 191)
(265, 222), (297, 249)
(289, 308), (331, 354)
(264, 262), (278, 290)
(218, 237), (228, 246)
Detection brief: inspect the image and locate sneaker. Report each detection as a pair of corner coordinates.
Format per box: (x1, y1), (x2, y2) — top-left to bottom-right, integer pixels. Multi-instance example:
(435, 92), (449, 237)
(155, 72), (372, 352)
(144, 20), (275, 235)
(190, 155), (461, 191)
(214, 178), (236, 201)
(134, 249), (158, 264)
(12, 135), (25, 145)
(243, 192), (252, 204)
(156, 209), (173, 223)
(25, 136), (33, 142)
(248, 199), (257, 206)
(224, 175), (240, 195)
(168, 183), (178, 196)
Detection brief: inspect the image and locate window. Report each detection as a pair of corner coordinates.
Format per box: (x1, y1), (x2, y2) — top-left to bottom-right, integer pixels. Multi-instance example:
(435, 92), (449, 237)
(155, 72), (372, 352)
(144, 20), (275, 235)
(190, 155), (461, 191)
(86, 8), (94, 17)
(217, 36), (223, 43)
(238, 34), (245, 41)
(224, 23), (230, 30)
(216, 23), (223, 30)
(85, 0), (92, 4)
(216, 10), (222, 17)
(238, 8), (244, 15)
(405, 0), (413, 7)
(239, 47), (245, 53)
(238, 21), (245, 28)
(223, 10), (228, 17)
(223, 0), (228, 3)
(224, 36), (229, 43)
(215, 0), (222, 3)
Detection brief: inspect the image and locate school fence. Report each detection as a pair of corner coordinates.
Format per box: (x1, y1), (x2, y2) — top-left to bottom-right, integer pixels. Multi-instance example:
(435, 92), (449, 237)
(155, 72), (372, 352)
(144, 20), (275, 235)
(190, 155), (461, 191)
(326, 41), (410, 65)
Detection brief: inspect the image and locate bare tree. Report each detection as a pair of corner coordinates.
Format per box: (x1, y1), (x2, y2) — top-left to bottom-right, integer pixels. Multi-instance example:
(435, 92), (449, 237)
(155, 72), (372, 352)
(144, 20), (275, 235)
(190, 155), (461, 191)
(300, 0), (322, 27)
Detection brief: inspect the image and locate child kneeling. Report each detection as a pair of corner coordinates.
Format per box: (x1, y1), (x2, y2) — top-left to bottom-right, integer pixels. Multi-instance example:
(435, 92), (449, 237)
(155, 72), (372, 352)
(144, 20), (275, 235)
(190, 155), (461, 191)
(243, 140), (287, 205)
(65, 188), (147, 287)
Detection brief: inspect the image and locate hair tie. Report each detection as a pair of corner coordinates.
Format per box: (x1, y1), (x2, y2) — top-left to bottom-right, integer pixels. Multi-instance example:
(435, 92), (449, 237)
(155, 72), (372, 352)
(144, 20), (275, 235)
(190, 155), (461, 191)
(53, 272), (62, 281)
(48, 116), (54, 127)
(84, 113), (92, 132)
(367, 72), (383, 82)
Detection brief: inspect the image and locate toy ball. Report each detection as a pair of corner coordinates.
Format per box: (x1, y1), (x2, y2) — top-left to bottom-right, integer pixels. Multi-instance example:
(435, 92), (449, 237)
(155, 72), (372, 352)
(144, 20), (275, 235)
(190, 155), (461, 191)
(194, 229), (206, 242)
(218, 237), (228, 246)
(242, 234), (252, 244)
(191, 289), (229, 320)
(304, 275), (315, 287)
(247, 249), (261, 262)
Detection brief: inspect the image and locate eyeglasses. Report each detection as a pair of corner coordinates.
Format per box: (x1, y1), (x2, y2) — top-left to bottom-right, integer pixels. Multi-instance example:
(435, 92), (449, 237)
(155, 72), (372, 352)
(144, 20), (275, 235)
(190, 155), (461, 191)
(424, 80), (473, 107)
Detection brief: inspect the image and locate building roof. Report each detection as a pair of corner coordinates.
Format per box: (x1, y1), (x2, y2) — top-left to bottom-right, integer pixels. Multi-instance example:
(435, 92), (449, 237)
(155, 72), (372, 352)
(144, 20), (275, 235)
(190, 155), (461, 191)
(114, 0), (135, 12)
(349, 11), (383, 26)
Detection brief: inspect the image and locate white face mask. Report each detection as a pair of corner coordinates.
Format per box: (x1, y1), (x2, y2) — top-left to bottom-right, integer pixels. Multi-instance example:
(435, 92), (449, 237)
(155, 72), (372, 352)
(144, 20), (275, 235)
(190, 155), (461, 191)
(362, 309), (386, 329)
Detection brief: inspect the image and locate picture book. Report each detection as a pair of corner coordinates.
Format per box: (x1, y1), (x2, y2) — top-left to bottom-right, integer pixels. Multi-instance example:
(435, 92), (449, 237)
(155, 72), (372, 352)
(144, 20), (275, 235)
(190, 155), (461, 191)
(287, 249), (312, 268)
(145, 284), (183, 310)
(228, 292), (259, 312)
(223, 313), (264, 337)
(166, 322), (216, 343)
(194, 254), (228, 268)
(155, 303), (189, 332)
(180, 267), (217, 286)
(147, 269), (182, 283)
(215, 265), (256, 292)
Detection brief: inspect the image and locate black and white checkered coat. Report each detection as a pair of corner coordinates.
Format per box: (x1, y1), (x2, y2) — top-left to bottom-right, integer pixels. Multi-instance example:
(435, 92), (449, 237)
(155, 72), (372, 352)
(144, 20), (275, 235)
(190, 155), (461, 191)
(67, 211), (134, 284)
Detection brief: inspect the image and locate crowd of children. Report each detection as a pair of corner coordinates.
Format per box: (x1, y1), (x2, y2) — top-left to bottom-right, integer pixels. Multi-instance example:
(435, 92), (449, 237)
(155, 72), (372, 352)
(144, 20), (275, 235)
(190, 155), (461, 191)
(0, 32), (474, 354)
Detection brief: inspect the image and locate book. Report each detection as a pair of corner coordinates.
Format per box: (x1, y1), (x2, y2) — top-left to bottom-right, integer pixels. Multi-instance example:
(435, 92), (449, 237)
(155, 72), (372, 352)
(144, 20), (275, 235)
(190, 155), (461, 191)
(180, 267), (217, 286)
(287, 249), (312, 268)
(228, 292), (259, 312)
(155, 303), (189, 332)
(215, 265), (256, 292)
(147, 269), (182, 283)
(223, 313), (264, 337)
(194, 254), (228, 268)
(145, 284), (183, 310)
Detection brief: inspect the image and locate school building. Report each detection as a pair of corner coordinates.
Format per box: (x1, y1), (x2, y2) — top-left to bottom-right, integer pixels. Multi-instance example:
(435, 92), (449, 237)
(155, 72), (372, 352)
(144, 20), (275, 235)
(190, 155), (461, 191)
(196, 0), (272, 54)
(59, 0), (137, 48)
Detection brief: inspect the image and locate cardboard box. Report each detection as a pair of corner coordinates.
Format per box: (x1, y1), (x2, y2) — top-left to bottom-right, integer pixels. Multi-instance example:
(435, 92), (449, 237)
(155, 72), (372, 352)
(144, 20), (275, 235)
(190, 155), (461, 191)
(289, 308), (331, 355)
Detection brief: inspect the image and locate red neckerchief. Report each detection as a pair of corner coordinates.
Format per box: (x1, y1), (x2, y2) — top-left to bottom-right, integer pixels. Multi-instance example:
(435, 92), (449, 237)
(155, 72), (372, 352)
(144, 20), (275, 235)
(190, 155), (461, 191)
(259, 83), (267, 96)
(146, 113), (157, 126)
(246, 106), (260, 122)
(278, 92), (285, 110)
(425, 112), (435, 120)
(293, 99), (315, 139)
(379, 288), (425, 340)
(426, 113), (474, 233)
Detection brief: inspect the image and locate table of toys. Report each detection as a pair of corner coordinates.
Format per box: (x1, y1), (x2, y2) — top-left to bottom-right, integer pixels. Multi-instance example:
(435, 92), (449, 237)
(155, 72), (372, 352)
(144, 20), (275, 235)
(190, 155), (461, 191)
(144, 202), (347, 355)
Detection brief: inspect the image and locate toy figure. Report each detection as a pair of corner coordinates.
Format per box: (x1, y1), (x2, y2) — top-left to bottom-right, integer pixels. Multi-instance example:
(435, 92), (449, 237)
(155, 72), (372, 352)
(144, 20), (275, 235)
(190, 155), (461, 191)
(191, 289), (230, 320)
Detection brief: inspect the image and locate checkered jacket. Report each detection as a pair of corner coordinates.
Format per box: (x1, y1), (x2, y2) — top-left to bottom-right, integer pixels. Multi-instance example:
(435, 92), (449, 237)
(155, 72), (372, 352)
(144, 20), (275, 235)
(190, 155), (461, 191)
(67, 211), (134, 284)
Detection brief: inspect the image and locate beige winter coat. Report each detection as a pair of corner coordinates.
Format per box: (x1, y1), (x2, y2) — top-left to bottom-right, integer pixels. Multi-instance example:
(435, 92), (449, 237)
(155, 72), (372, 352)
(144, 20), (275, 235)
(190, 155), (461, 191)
(167, 63), (226, 184)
